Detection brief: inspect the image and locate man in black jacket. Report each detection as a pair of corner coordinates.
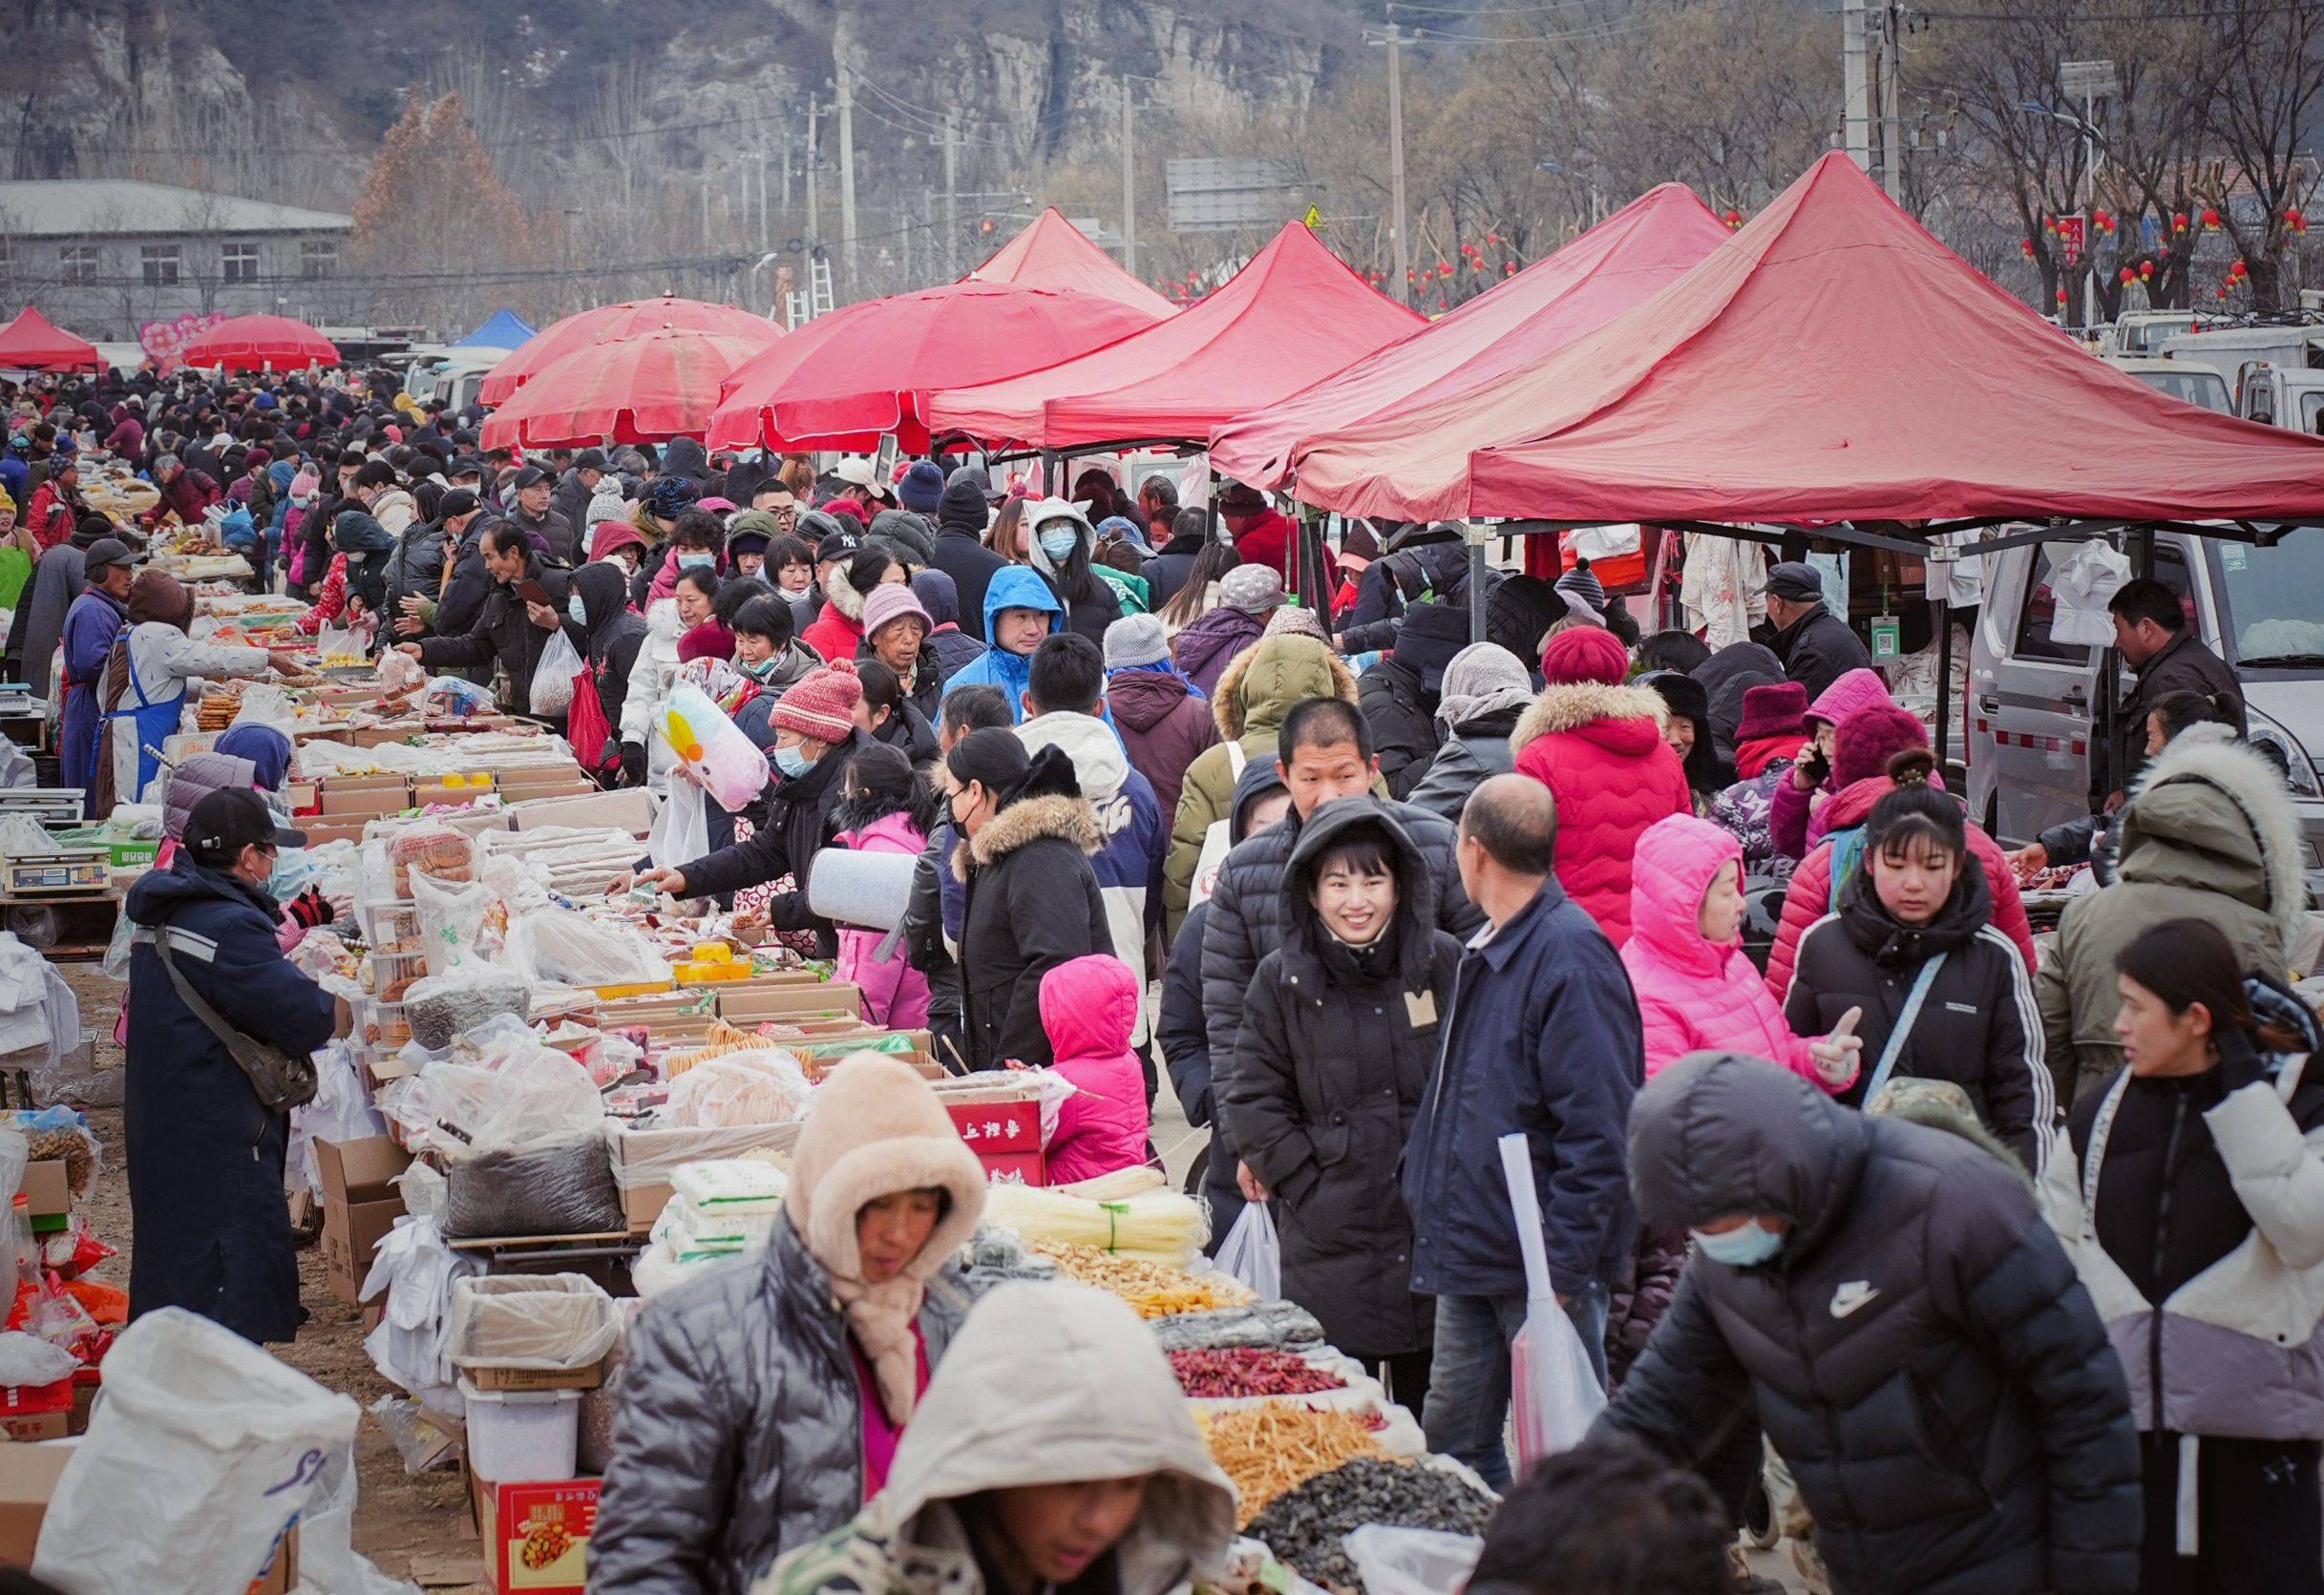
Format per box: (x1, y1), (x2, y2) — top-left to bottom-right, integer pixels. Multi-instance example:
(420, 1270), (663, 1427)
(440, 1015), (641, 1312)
(1357, 600), (1467, 801)
(552, 448), (606, 535)
(399, 520), (569, 717)
(504, 465), (578, 563)
(1595, 1052), (2141, 1595)
(403, 491), (495, 644)
(2106, 575), (2246, 794)
(1764, 560), (1871, 703)
(926, 466), (1005, 642)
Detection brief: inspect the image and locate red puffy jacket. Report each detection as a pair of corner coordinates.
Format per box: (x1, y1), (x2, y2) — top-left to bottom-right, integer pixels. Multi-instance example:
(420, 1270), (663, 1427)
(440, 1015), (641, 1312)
(1510, 681), (1692, 944)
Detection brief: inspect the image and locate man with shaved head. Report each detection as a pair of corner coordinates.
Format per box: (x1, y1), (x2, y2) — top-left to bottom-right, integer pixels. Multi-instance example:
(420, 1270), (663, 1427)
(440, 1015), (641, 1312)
(1403, 773), (1644, 1489)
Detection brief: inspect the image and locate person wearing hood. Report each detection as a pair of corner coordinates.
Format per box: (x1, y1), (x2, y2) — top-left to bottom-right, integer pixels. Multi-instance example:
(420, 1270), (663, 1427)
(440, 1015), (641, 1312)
(947, 731), (1111, 1069)
(327, 503), (397, 618)
(598, 1053), (989, 1595)
(928, 467), (1006, 642)
(563, 560), (648, 780)
(1595, 1052), (2141, 1595)
(869, 508), (936, 571)
(2043, 919), (2324, 1592)
(2037, 727), (2305, 1110)
(804, 545), (906, 664)
(910, 568), (985, 684)
(1035, 955), (1153, 1184)
(1768, 665), (1893, 862)
(1168, 563), (1279, 698)
(1407, 641), (1533, 824)
(1763, 559), (1871, 703)
(1163, 633), (1364, 937)
(857, 582), (945, 722)
(1693, 639), (1786, 767)
(1224, 801), (1461, 1405)
(99, 569), (295, 812)
(725, 514), (779, 581)
(1358, 599), (1467, 801)
(831, 744), (936, 1030)
(940, 565), (1062, 725)
(55, 534), (137, 807)
(1765, 703), (2034, 998)
(1481, 574), (1563, 684)
(634, 666), (870, 956)
(123, 787), (338, 1343)
(754, 1280), (1236, 1595)
(399, 521), (572, 723)
(1707, 681), (1812, 879)
(1017, 636), (1168, 1060)
(1020, 497), (1123, 651)
(1139, 501), (1211, 614)
(1638, 668), (1726, 804)
(377, 489), (449, 633)
(1784, 750), (2053, 1174)
(1104, 614), (1215, 826)
(1510, 625), (1692, 945)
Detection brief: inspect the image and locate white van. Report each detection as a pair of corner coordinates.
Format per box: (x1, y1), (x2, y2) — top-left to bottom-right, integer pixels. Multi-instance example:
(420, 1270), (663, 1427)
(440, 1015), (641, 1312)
(2155, 325), (2324, 406)
(2102, 310), (2202, 357)
(2237, 362), (2324, 432)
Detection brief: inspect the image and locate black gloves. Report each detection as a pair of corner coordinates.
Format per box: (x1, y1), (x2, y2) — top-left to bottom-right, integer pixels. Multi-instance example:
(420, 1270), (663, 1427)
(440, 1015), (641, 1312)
(619, 741), (647, 787)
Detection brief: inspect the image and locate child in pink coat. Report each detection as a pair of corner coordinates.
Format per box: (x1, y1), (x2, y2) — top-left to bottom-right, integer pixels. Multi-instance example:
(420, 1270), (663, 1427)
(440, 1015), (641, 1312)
(1621, 813), (1860, 1092)
(1034, 954), (1151, 1186)
(829, 745), (933, 1029)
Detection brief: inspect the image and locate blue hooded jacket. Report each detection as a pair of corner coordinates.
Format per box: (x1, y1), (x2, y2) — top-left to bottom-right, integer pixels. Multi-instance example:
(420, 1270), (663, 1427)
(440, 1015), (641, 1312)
(940, 565), (1062, 724)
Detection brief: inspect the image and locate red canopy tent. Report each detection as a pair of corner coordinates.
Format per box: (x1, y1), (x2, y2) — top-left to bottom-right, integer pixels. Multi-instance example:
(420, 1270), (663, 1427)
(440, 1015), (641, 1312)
(928, 222), (1426, 451)
(0, 309), (101, 372)
(1210, 185), (1728, 496)
(965, 207), (1178, 320)
(706, 283), (1160, 453)
(179, 314), (338, 371)
(480, 295), (778, 407)
(477, 326), (776, 450)
(1433, 155), (2324, 527)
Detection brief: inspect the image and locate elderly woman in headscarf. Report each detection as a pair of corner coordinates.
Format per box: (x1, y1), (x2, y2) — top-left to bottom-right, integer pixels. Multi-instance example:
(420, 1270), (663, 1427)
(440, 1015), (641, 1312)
(97, 570), (299, 811)
(1405, 641), (1537, 823)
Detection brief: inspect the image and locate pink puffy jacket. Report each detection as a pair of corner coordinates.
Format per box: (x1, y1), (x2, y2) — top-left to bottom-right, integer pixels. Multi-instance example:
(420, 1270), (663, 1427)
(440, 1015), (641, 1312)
(1510, 681), (1693, 944)
(1619, 815), (1850, 1093)
(1036, 954), (1152, 1186)
(832, 809), (932, 1029)
(1764, 775), (2037, 999)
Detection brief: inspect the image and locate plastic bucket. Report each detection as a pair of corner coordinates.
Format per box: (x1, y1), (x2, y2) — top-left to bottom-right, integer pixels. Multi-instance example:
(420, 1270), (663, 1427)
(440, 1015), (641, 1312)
(458, 1375), (581, 1481)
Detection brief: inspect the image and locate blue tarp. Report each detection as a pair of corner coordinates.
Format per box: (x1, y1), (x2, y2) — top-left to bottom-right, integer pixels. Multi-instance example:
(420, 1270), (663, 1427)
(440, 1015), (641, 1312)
(452, 307), (537, 349)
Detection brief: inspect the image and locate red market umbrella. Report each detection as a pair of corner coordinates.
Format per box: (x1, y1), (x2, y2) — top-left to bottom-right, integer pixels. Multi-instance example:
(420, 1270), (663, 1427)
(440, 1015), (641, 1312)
(964, 207), (1178, 320)
(178, 314), (339, 371)
(480, 294), (778, 406)
(477, 326), (776, 450)
(0, 308), (101, 372)
(706, 282), (1159, 454)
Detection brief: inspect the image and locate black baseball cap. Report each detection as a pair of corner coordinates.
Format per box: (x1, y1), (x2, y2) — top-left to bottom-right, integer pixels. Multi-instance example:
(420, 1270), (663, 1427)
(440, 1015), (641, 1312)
(513, 465), (551, 489)
(81, 536), (135, 574)
(815, 528), (861, 564)
(184, 787), (305, 865)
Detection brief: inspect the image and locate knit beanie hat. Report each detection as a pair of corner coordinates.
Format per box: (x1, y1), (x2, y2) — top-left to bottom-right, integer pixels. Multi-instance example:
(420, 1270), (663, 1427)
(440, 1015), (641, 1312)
(1435, 641), (1534, 730)
(1737, 681), (1810, 743)
(1832, 702), (1929, 788)
(1261, 604), (1332, 645)
(1555, 558), (1608, 616)
(290, 469), (319, 499)
(897, 459), (946, 514)
(861, 582), (932, 641)
(586, 481), (630, 531)
(1540, 623), (1630, 687)
(771, 661), (863, 744)
(821, 496), (870, 527)
(1105, 612), (1170, 671)
(1341, 520), (1382, 564)
(910, 567), (961, 628)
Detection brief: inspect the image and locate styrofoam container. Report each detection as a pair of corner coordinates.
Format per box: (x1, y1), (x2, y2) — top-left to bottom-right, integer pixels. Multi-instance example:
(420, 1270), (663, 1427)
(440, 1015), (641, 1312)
(458, 1375), (581, 1481)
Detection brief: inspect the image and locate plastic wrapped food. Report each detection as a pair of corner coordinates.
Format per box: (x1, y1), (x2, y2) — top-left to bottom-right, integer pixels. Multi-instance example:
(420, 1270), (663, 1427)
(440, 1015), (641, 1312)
(423, 676), (498, 719)
(447, 1275), (621, 1371)
(403, 969), (531, 1050)
(3, 1109), (99, 1199)
(504, 908), (669, 991)
(391, 1045), (602, 1159)
(1148, 1301), (1327, 1354)
(387, 823), (474, 897)
(444, 1139), (623, 1239)
(663, 1051), (813, 1128)
(410, 872), (490, 977)
(661, 684), (771, 811)
(377, 649), (426, 699)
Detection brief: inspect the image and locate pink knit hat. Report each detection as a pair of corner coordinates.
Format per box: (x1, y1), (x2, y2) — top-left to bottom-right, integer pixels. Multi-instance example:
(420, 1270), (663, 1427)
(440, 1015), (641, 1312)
(771, 661), (862, 744)
(1540, 624), (1630, 687)
(860, 582), (931, 641)
(1805, 666), (1892, 732)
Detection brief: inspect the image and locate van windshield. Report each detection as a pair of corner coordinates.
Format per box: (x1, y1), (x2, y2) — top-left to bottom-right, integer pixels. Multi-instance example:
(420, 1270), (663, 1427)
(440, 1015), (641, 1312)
(2219, 530), (2324, 663)
(2125, 317), (2195, 352)
(2131, 367), (2231, 412)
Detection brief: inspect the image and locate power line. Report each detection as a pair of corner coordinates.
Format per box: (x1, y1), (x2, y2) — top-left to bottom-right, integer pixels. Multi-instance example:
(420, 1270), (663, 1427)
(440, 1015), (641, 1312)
(1908, 0), (2322, 16)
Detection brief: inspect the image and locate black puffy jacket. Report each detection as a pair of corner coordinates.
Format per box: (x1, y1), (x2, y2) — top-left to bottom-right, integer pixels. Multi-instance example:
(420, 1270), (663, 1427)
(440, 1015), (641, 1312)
(1224, 802), (1460, 1356)
(1597, 1053), (2141, 1595)
(415, 547), (572, 716)
(677, 730), (866, 956)
(953, 791), (1110, 1069)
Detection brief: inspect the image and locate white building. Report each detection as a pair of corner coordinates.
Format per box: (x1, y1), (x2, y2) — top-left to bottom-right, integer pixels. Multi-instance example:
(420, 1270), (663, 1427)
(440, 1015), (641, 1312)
(0, 179), (355, 342)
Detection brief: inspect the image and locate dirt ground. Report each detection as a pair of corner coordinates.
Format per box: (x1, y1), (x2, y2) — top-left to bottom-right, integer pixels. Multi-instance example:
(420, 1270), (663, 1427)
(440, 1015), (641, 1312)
(62, 961), (489, 1591)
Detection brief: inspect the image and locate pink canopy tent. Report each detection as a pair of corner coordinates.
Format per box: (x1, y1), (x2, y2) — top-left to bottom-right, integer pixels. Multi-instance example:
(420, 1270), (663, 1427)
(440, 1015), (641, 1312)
(1209, 185), (1728, 496)
(479, 295), (778, 407)
(0, 309), (101, 372)
(965, 208), (1177, 320)
(926, 221), (1426, 451)
(478, 326), (775, 450)
(706, 283), (1160, 454)
(179, 314), (338, 372)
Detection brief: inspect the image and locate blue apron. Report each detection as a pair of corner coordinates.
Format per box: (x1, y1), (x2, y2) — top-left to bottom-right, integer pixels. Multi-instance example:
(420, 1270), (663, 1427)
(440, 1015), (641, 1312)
(99, 639), (182, 808)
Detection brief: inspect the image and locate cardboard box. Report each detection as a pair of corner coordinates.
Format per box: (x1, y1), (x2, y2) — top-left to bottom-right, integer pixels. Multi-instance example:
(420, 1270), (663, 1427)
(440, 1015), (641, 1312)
(463, 1360), (605, 1394)
(18, 1162), (66, 1221)
(620, 1182), (673, 1235)
(320, 783), (410, 818)
(507, 788), (655, 834)
(0, 1381), (69, 1442)
(0, 1443), (74, 1563)
(300, 816), (375, 847)
(473, 1474), (599, 1595)
(942, 1095), (1046, 1186)
(316, 1137), (412, 1305)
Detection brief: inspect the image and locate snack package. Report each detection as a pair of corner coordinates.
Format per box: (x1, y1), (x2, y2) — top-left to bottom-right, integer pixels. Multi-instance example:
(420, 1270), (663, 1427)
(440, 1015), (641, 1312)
(387, 823), (475, 898)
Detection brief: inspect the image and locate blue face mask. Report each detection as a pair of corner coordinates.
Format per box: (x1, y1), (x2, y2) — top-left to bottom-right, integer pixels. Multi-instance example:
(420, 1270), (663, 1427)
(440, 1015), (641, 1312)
(568, 593), (587, 624)
(678, 551), (715, 569)
(1691, 1221), (1783, 1268)
(772, 744), (812, 778)
(1038, 527), (1079, 562)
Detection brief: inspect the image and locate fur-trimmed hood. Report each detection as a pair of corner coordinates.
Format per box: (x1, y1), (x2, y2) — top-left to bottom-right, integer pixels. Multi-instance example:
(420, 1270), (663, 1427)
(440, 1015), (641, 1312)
(1509, 679), (1671, 755)
(2117, 724), (2307, 958)
(951, 791), (1103, 880)
(1212, 636), (1359, 742)
(823, 557), (869, 621)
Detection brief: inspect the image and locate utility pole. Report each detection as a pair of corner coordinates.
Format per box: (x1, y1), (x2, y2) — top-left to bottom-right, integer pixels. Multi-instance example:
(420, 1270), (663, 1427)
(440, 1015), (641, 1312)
(836, 67), (858, 286)
(1385, 23), (1410, 306)
(806, 99), (821, 249)
(1878, 0), (1904, 200)
(1842, 0), (1875, 178)
(942, 114), (959, 278)
(1120, 79), (1138, 278)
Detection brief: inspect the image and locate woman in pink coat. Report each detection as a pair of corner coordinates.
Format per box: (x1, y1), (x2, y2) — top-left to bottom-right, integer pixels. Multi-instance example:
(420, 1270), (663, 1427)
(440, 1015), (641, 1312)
(1622, 813), (1860, 1092)
(1510, 624), (1692, 944)
(829, 745), (933, 1028)
(1034, 954), (1151, 1186)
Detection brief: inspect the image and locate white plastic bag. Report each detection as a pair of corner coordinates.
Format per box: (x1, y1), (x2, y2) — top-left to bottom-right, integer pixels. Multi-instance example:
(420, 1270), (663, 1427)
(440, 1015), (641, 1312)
(647, 781), (708, 872)
(1342, 1525), (1484, 1595)
(32, 1308), (359, 1594)
(1499, 1134), (1604, 1466)
(1215, 1200), (1281, 1301)
(531, 628), (581, 717)
(665, 1050), (813, 1128)
(294, 1441), (423, 1594)
(662, 683), (771, 810)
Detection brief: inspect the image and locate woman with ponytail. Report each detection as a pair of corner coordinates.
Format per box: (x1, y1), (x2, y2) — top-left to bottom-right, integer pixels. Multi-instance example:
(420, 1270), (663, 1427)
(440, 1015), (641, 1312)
(1785, 747), (2055, 1175)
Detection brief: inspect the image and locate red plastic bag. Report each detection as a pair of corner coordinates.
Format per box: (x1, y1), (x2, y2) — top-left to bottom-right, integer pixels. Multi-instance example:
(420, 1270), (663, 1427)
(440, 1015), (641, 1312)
(565, 662), (617, 778)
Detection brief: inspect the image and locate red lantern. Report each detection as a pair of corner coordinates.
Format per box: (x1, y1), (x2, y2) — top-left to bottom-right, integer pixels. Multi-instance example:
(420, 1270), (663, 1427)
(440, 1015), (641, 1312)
(1722, 208), (1743, 229)
(1405, 269), (1417, 282)
(1502, 261), (1517, 274)
(2140, 260), (2154, 278)
(2219, 284), (2231, 300)
(2172, 211), (2189, 234)
(2021, 239), (2037, 259)
(1470, 257), (1485, 271)
(2290, 206), (2309, 235)
(2230, 258), (2249, 279)
(2056, 287), (2070, 305)
(2043, 215), (2058, 233)
(2202, 206), (2221, 229)
(2094, 209), (2113, 233)
(981, 219), (994, 234)
(2120, 266), (2137, 284)
(1487, 232), (1499, 245)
